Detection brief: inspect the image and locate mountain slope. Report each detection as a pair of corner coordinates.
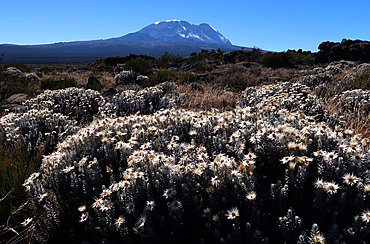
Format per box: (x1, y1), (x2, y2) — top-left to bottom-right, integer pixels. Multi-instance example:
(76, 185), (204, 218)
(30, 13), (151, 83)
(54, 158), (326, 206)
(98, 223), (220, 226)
(0, 20), (243, 62)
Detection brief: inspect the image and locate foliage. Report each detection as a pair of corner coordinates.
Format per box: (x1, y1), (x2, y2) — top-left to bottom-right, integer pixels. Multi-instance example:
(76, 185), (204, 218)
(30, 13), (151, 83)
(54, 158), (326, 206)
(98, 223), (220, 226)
(348, 68), (370, 91)
(155, 52), (184, 69)
(181, 72), (196, 84)
(3, 63), (30, 73)
(149, 69), (176, 84)
(212, 70), (266, 91)
(24, 100), (370, 243)
(193, 61), (207, 71)
(0, 73), (39, 105)
(124, 57), (153, 76)
(15, 87), (106, 125)
(99, 84), (185, 118)
(40, 77), (78, 90)
(261, 51), (314, 68)
(0, 139), (43, 224)
(88, 79), (102, 92)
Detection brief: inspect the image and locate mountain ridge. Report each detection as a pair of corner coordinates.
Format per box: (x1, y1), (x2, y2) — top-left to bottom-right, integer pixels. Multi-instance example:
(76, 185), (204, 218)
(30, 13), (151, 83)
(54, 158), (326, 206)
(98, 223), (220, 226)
(0, 20), (246, 62)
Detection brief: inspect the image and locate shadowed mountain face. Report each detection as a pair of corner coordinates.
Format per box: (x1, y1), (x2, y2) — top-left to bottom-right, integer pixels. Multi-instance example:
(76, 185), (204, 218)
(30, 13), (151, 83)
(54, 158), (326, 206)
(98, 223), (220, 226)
(0, 20), (243, 63)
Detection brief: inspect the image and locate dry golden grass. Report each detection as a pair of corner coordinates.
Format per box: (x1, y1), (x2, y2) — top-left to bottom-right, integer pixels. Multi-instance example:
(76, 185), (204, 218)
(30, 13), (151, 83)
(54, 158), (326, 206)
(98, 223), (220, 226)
(178, 82), (240, 110)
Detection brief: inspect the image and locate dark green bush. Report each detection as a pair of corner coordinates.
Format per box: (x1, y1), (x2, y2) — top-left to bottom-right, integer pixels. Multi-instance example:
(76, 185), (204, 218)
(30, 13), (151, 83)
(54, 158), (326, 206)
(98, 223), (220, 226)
(3, 63), (30, 73)
(155, 52), (184, 69)
(181, 72), (196, 84)
(193, 61), (207, 71)
(124, 57), (153, 76)
(89, 79), (102, 92)
(150, 69), (176, 84)
(40, 77), (78, 90)
(261, 52), (294, 68)
(261, 51), (314, 68)
(0, 73), (38, 104)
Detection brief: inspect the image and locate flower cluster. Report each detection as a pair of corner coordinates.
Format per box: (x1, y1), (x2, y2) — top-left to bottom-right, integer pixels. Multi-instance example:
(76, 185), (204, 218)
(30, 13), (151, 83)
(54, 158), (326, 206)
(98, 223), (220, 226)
(240, 82), (327, 120)
(99, 84), (185, 118)
(14, 87), (106, 124)
(331, 89), (370, 117)
(0, 108), (77, 156)
(298, 74), (332, 88)
(25, 97), (370, 243)
(313, 60), (357, 75)
(297, 74), (333, 98)
(115, 70), (138, 85)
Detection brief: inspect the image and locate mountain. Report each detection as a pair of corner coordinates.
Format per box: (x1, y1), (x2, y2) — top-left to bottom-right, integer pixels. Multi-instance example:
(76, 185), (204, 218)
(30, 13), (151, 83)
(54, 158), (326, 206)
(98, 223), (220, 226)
(0, 20), (245, 63)
(137, 20), (232, 45)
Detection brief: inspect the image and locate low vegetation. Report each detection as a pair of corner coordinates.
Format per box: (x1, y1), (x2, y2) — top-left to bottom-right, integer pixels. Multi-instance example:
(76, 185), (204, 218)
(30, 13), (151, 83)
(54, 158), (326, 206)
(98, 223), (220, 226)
(1, 48), (370, 243)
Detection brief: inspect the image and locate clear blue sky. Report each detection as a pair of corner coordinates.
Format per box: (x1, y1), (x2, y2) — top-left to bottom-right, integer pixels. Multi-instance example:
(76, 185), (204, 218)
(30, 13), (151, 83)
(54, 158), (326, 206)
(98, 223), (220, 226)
(1, 0), (369, 52)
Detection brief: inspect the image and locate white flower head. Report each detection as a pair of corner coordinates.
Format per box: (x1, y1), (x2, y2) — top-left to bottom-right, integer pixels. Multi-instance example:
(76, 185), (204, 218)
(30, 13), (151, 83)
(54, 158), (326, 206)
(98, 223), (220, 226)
(163, 188), (176, 199)
(145, 201), (155, 211)
(225, 207), (239, 219)
(361, 210), (370, 223)
(21, 218), (33, 227)
(79, 213), (88, 222)
(343, 173), (361, 186)
(115, 216), (125, 228)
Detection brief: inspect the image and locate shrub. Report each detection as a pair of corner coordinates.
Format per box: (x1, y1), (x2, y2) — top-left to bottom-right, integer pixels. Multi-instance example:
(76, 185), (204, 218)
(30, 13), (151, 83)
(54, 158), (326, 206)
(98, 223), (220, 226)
(155, 53), (184, 69)
(149, 69), (175, 84)
(261, 51), (314, 68)
(40, 77), (78, 90)
(240, 82), (328, 123)
(193, 61), (207, 71)
(0, 109), (77, 157)
(181, 72), (196, 84)
(25, 105), (370, 243)
(348, 68), (370, 91)
(99, 84), (185, 118)
(0, 139), (43, 224)
(124, 57), (153, 76)
(212, 70), (265, 91)
(261, 52), (294, 68)
(0, 73), (38, 104)
(88, 78), (102, 92)
(15, 87), (106, 125)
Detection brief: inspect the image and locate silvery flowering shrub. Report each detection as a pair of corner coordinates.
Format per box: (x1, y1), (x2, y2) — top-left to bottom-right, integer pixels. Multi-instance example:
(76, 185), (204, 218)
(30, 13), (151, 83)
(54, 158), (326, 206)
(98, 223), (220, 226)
(331, 89), (370, 117)
(240, 82), (327, 120)
(115, 70), (138, 85)
(298, 74), (332, 88)
(298, 74), (332, 98)
(14, 87), (106, 124)
(99, 85), (185, 118)
(0, 109), (77, 157)
(25, 104), (370, 243)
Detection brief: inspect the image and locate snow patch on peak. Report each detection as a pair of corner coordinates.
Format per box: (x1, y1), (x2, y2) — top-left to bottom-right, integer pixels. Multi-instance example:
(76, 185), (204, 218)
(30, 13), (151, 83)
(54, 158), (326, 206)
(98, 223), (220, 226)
(209, 24), (219, 33)
(154, 21), (160, 25)
(165, 20), (181, 23)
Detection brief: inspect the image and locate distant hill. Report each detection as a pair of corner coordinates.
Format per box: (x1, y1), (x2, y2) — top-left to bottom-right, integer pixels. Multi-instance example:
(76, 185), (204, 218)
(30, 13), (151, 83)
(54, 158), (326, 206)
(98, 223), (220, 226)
(0, 20), (247, 63)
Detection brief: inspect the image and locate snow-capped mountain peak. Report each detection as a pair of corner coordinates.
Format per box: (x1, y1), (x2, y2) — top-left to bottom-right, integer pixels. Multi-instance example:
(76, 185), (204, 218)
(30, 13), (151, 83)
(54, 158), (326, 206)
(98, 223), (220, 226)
(138, 20), (232, 45)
